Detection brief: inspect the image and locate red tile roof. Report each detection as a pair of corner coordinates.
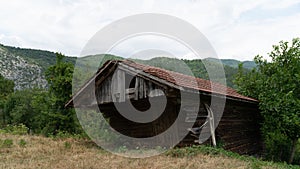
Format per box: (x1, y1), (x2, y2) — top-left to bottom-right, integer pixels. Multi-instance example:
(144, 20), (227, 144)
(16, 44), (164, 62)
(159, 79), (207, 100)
(119, 60), (257, 102)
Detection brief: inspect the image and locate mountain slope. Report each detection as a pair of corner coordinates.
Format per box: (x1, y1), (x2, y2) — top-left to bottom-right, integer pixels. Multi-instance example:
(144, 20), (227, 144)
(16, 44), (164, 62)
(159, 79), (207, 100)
(0, 43), (255, 90)
(0, 44), (76, 90)
(0, 46), (47, 89)
(205, 58), (256, 69)
(1, 44), (76, 71)
(76, 56), (247, 89)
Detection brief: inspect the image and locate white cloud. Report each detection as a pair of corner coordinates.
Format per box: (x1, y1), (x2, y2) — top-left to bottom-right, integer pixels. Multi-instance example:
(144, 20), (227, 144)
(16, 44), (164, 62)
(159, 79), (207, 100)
(0, 34), (24, 47)
(108, 34), (193, 59)
(0, 0), (299, 61)
(261, 0), (300, 10)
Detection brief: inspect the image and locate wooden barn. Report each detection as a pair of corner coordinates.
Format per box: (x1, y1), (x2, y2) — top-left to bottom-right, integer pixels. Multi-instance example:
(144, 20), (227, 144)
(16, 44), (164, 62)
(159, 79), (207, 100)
(66, 59), (262, 155)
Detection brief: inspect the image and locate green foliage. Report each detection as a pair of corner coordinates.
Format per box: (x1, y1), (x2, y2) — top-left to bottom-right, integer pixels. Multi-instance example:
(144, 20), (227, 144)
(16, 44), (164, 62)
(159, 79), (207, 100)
(166, 145), (299, 168)
(77, 110), (119, 143)
(117, 145), (128, 153)
(18, 139), (27, 147)
(235, 64), (261, 98)
(72, 54), (124, 91)
(48, 130), (87, 140)
(0, 53), (82, 136)
(295, 141), (300, 164)
(263, 131), (291, 162)
(235, 38), (300, 164)
(0, 124), (29, 135)
(44, 53), (82, 135)
(133, 57), (251, 88)
(0, 43), (76, 72)
(166, 145), (237, 158)
(0, 139), (13, 148)
(1, 41), (255, 90)
(203, 58), (257, 69)
(0, 74), (14, 97)
(185, 59), (248, 88)
(64, 141), (71, 149)
(1, 42), (256, 91)
(0, 74), (14, 124)
(46, 53), (74, 102)
(55, 130), (76, 139)
(3, 89), (48, 133)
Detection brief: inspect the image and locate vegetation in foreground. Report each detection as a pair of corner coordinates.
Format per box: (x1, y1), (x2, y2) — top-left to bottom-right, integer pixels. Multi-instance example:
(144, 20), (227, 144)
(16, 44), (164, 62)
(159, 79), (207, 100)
(0, 131), (299, 169)
(0, 38), (300, 167)
(236, 38), (300, 164)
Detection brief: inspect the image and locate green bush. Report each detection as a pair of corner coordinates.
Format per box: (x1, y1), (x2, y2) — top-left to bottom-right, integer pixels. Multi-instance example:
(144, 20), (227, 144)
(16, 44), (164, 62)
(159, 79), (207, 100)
(64, 141), (71, 149)
(166, 145), (299, 168)
(263, 131), (291, 162)
(165, 145), (232, 158)
(18, 139), (27, 147)
(117, 145), (128, 153)
(55, 130), (74, 139)
(0, 139), (13, 148)
(78, 110), (119, 143)
(48, 130), (87, 140)
(293, 140), (300, 165)
(0, 124), (28, 135)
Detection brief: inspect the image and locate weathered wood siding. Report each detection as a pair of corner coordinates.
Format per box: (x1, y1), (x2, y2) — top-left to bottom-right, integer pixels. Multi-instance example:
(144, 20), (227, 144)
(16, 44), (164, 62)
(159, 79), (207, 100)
(94, 68), (262, 155)
(95, 68), (165, 104)
(216, 100), (262, 154)
(178, 94), (262, 155)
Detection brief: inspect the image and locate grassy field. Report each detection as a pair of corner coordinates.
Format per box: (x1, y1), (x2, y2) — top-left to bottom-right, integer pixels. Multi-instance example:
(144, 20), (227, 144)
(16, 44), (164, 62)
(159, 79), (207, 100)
(0, 133), (298, 169)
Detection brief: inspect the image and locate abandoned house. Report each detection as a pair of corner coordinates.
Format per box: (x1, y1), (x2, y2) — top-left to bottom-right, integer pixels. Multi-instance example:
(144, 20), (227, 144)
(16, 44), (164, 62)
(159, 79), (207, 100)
(66, 59), (262, 155)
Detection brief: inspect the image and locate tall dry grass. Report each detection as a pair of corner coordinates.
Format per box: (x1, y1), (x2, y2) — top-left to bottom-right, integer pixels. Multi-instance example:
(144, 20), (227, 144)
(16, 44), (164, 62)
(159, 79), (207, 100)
(0, 133), (279, 169)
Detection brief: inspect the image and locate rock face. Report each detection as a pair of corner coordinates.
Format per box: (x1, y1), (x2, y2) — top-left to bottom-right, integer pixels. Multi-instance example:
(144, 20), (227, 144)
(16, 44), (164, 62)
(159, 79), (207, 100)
(0, 47), (47, 90)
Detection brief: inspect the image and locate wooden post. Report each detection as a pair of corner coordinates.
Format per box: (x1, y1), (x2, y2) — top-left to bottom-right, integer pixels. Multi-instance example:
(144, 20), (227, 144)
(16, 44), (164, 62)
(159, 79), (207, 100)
(134, 77), (139, 100)
(111, 69), (125, 102)
(118, 70), (126, 102)
(204, 103), (217, 147)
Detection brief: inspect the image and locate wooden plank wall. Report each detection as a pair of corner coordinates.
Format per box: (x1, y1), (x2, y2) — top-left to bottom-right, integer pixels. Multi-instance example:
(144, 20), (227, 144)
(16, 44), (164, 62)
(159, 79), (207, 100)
(99, 96), (179, 147)
(95, 69), (165, 104)
(217, 100), (262, 154)
(94, 68), (262, 155)
(178, 95), (262, 155)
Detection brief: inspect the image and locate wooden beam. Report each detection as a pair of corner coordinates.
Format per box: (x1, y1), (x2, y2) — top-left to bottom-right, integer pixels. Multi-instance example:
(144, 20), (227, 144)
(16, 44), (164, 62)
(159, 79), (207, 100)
(65, 60), (117, 107)
(204, 103), (217, 147)
(118, 63), (182, 91)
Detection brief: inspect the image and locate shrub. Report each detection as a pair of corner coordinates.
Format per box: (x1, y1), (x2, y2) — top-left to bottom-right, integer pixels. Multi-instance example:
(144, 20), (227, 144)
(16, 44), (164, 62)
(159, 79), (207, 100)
(18, 139), (27, 147)
(64, 141), (71, 149)
(0, 124), (28, 135)
(48, 130), (87, 140)
(263, 131), (291, 162)
(0, 139), (13, 148)
(293, 140), (300, 165)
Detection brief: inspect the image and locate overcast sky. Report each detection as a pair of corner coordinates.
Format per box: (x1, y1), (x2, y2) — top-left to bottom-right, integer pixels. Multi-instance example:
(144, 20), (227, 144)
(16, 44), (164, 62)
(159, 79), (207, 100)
(0, 0), (300, 61)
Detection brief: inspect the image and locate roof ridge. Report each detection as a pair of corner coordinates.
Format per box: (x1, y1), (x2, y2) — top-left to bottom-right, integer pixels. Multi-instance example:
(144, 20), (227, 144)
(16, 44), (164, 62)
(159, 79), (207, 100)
(121, 59), (233, 90)
(120, 59), (257, 102)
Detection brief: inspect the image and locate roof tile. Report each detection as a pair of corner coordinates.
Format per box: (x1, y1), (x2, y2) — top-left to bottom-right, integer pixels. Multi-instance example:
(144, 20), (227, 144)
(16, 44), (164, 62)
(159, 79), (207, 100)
(120, 60), (257, 102)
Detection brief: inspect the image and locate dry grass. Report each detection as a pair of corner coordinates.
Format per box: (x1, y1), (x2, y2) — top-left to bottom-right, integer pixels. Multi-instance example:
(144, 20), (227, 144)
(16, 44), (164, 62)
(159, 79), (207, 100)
(0, 133), (282, 169)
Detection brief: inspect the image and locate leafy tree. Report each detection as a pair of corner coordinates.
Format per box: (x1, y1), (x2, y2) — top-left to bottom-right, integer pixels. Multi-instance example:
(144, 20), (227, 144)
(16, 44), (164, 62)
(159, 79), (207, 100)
(3, 89), (48, 133)
(235, 38), (300, 164)
(45, 53), (81, 134)
(0, 74), (14, 125)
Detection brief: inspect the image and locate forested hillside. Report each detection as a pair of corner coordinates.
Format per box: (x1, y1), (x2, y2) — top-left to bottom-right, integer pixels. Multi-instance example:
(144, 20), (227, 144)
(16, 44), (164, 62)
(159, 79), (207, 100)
(0, 44), (75, 89)
(0, 41), (299, 166)
(0, 44), (76, 70)
(0, 43), (255, 90)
